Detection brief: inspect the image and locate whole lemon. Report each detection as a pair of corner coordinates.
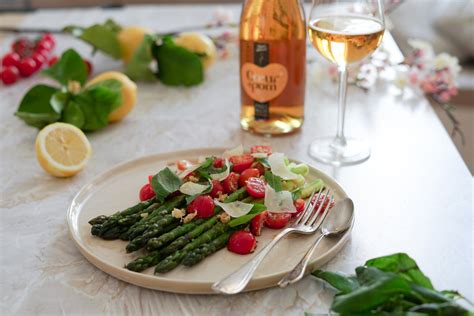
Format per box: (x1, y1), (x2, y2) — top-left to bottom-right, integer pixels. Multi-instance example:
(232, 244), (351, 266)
(87, 71), (137, 122)
(174, 32), (217, 70)
(117, 26), (152, 63)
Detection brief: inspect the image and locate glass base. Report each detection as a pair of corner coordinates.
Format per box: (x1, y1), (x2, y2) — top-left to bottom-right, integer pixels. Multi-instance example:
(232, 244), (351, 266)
(308, 137), (370, 166)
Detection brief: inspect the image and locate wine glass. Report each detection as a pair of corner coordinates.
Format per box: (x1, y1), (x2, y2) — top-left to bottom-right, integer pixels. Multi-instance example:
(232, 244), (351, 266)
(308, 0), (385, 165)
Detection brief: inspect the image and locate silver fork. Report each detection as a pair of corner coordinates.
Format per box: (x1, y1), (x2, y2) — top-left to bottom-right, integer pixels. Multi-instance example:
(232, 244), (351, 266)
(211, 188), (334, 294)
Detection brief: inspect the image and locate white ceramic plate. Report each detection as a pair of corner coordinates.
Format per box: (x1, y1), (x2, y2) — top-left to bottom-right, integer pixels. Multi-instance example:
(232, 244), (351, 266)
(67, 148), (353, 294)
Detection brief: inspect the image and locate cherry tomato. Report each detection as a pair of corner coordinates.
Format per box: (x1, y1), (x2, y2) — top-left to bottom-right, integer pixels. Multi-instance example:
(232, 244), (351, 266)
(32, 53), (45, 70)
(239, 168), (260, 187)
(311, 194), (335, 213)
(213, 157), (225, 168)
(227, 230), (256, 254)
(177, 160), (192, 171)
(11, 38), (28, 53)
(264, 212), (291, 229)
(48, 56), (59, 67)
(222, 172), (240, 194)
(148, 175), (154, 184)
(41, 33), (56, 49)
(2, 52), (20, 68)
(139, 183), (156, 201)
(210, 180), (224, 198)
(292, 199), (305, 217)
(187, 195), (215, 218)
(252, 162), (266, 176)
(229, 154), (254, 173)
(18, 58), (36, 77)
(250, 145), (272, 154)
(84, 59), (93, 75)
(0, 66), (19, 85)
(246, 177), (266, 198)
(36, 48), (50, 59)
(250, 211), (267, 236)
(36, 39), (53, 52)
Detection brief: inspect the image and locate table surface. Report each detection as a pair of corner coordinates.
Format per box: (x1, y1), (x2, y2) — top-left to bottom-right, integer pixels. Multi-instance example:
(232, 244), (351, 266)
(0, 4), (472, 316)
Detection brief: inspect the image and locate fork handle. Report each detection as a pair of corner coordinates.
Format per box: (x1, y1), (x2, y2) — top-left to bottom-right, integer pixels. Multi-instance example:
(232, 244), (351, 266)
(278, 232), (327, 287)
(212, 227), (294, 294)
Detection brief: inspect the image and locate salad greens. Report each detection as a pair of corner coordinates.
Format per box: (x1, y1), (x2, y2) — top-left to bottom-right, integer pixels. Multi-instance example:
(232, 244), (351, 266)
(312, 253), (472, 315)
(151, 167), (182, 202)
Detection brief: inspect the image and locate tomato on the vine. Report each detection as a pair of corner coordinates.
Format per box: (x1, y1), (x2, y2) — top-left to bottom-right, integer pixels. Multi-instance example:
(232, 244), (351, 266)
(2, 52), (20, 68)
(0, 67), (19, 85)
(18, 58), (36, 77)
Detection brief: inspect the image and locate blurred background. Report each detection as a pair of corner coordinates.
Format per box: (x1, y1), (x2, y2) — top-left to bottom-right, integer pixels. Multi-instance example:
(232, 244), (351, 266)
(0, 0), (473, 173)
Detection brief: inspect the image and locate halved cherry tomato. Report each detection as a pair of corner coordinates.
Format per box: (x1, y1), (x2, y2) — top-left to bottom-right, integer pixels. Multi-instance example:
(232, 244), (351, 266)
(264, 212), (291, 229)
(292, 198), (305, 217)
(210, 180), (224, 198)
(223, 172), (240, 194)
(250, 145), (272, 154)
(139, 183), (156, 201)
(213, 157), (225, 168)
(227, 230), (256, 254)
(229, 154), (254, 173)
(250, 211), (267, 236)
(187, 195), (214, 218)
(311, 194), (335, 213)
(239, 168), (260, 187)
(177, 160), (192, 171)
(246, 177), (266, 198)
(252, 162), (266, 176)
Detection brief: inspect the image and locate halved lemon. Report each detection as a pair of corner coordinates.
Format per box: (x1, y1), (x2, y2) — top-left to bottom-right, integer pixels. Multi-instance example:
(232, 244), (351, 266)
(35, 123), (92, 177)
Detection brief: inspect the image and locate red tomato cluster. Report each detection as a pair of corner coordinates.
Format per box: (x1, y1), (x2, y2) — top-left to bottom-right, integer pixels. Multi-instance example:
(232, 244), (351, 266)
(1, 34), (92, 86)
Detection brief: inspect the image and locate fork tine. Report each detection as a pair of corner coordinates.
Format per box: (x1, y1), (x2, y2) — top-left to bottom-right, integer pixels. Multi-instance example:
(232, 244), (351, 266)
(296, 188), (324, 225)
(294, 188), (321, 225)
(305, 189), (331, 226)
(308, 193), (334, 228)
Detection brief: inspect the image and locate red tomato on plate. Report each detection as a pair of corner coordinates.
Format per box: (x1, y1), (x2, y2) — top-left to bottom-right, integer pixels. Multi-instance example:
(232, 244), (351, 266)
(292, 198), (305, 217)
(264, 212), (291, 229)
(213, 157), (225, 168)
(246, 177), (266, 198)
(187, 195), (215, 218)
(139, 183), (156, 201)
(239, 168), (260, 187)
(250, 211), (267, 236)
(223, 172), (240, 194)
(229, 154), (254, 173)
(227, 230), (256, 254)
(210, 180), (224, 198)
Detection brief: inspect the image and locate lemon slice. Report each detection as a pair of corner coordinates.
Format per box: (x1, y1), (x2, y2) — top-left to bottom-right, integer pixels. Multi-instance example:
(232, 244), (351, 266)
(35, 123), (92, 177)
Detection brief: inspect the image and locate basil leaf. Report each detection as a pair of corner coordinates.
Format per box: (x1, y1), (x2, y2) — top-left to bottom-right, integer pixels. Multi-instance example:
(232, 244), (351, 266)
(42, 49), (88, 86)
(50, 91), (70, 113)
(312, 270), (359, 294)
(15, 84), (60, 128)
(62, 100), (85, 128)
(256, 157), (270, 168)
(125, 34), (157, 81)
(85, 79), (123, 112)
(264, 171), (282, 192)
(365, 253), (434, 290)
(152, 36), (204, 86)
(64, 19), (121, 59)
(228, 204), (266, 227)
(151, 167), (182, 202)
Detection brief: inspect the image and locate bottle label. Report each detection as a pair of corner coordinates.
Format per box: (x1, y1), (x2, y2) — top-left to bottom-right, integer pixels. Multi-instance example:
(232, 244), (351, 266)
(241, 42), (288, 120)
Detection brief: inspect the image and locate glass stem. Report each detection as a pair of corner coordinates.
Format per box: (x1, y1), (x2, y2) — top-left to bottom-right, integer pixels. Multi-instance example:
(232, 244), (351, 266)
(334, 65), (348, 147)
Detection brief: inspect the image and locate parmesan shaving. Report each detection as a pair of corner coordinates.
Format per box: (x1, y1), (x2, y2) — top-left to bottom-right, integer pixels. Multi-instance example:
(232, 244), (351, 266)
(214, 200), (254, 218)
(264, 184), (297, 213)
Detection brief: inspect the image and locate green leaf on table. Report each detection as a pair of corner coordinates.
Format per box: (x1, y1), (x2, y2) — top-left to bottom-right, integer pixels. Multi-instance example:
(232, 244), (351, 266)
(312, 270), (359, 294)
(42, 49), (88, 86)
(228, 204), (267, 227)
(15, 84), (60, 128)
(62, 100), (85, 129)
(50, 91), (70, 113)
(365, 253), (434, 289)
(125, 34), (157, 81)
(63, 19), (122, 59)
(151, 36), (204, 86)
(151, 167), (182, 202)
(264, 171), (282, 192)
(71, 79), (122, 131)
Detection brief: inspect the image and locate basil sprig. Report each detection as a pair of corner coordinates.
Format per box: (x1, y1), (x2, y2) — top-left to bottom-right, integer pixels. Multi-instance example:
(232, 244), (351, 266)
(15, 49), (122, 131)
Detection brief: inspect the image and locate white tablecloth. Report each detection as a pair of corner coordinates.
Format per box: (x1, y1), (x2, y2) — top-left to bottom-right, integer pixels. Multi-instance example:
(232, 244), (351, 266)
(0, 4), (472, 316)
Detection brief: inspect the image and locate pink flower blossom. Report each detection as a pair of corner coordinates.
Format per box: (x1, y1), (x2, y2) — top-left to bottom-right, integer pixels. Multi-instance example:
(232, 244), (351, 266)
(421, 81), (436, 94)
(408, 71), (418, 85)
(438, 91), (452, 103)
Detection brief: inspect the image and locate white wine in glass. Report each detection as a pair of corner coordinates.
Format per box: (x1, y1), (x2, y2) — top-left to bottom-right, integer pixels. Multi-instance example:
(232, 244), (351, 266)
(308, 1), (385, 165)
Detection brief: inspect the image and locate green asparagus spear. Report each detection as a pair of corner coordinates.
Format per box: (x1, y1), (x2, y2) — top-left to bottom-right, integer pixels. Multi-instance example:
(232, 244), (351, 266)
(122, 195), (185, 240)
(101, 225), (130, 240)
(126, 214), (179, 253)
(146, 218), (206, 251)
(92, 198), (157, 236)
(182, 231), (231, 266)
(154, 221), (229, 273)
(88, 215), (109, 225)
(126, 216), (218, 272)
(223, 187), (248, 203)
